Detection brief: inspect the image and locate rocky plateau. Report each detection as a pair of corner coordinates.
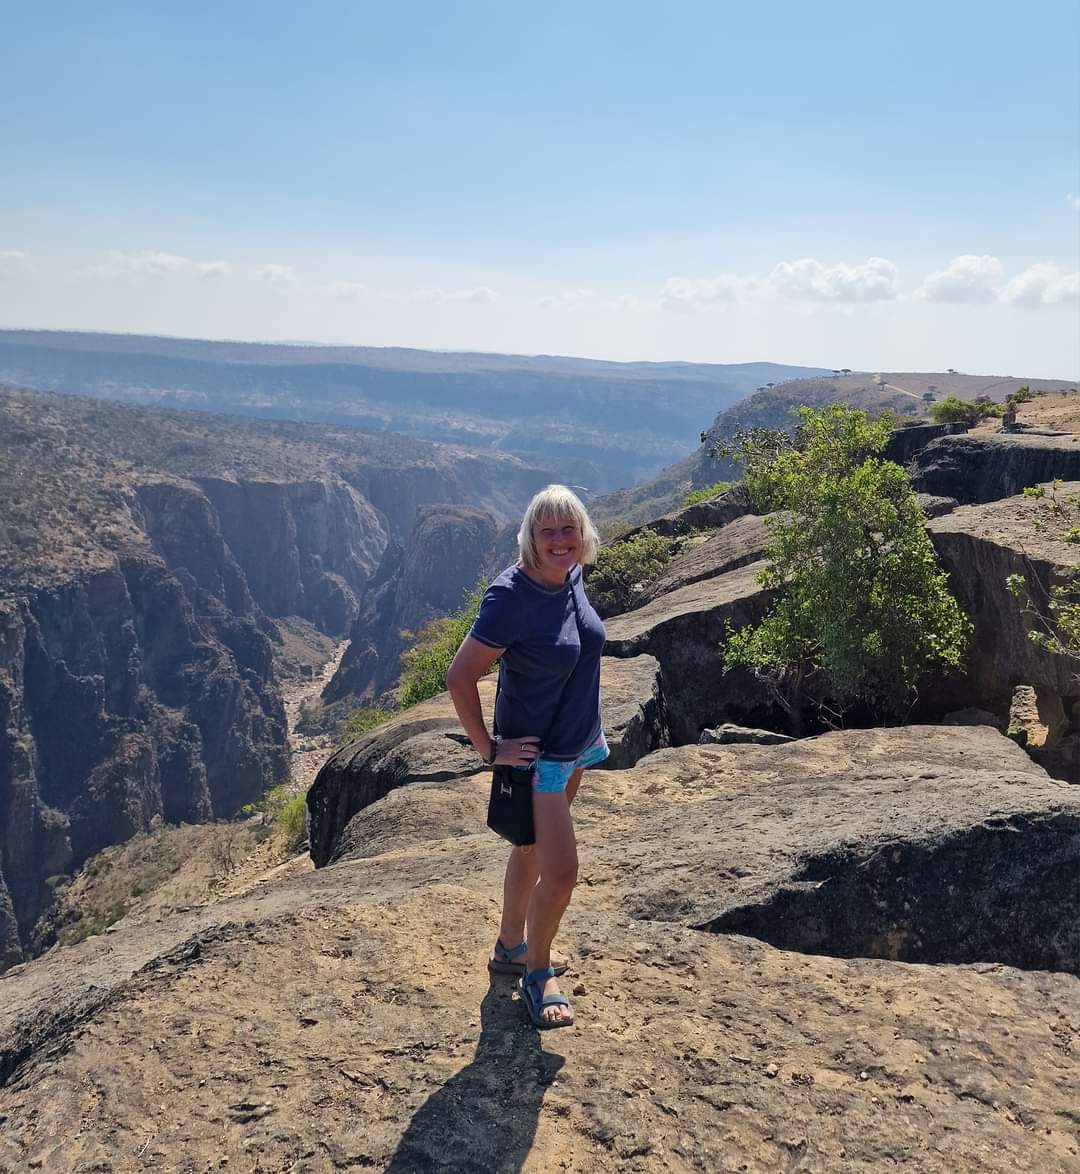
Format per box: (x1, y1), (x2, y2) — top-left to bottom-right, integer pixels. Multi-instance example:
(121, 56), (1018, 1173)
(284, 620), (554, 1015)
(1, 388), (1080, 1170)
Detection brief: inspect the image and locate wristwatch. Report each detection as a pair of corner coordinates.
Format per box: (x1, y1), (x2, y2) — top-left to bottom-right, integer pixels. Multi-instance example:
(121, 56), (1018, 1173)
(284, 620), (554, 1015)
(483, 734), (500, 765)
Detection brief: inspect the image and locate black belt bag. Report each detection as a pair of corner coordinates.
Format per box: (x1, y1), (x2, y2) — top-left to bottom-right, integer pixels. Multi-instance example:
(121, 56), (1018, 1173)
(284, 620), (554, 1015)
(486, 761), (536, 846)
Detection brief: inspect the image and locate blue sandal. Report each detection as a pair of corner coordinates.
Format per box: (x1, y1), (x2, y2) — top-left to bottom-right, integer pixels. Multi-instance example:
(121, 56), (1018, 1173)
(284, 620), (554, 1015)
(488, 938), (568, 978)
(518, 965), (574, 1030)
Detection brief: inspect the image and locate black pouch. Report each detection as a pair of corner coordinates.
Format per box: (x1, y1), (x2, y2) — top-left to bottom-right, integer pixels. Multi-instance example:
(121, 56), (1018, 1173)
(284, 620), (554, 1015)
(486, 764), (535, 846)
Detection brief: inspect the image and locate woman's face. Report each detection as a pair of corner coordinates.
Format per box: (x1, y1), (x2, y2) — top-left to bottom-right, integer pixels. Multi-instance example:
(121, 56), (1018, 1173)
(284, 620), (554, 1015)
(532, 513), (580, 582)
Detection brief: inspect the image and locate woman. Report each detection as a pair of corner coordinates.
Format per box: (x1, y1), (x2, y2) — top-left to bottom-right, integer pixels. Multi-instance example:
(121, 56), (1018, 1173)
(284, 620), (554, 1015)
(446, 484), (607, 1029)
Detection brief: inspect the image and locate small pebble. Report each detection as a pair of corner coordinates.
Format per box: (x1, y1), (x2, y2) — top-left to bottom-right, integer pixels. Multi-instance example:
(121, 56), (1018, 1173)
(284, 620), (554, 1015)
(573, 983), (587, 996)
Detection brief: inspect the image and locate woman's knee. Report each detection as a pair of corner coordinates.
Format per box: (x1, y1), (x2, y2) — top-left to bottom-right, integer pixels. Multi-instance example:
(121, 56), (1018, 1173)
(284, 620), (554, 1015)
(541, 855), (578, 897)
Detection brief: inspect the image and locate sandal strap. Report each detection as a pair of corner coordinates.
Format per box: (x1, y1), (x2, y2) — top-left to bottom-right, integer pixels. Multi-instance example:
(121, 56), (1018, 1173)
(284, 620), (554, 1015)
(495, 938), (528, 962)
(540, 994), (570, 1008)
(523, 965), (558, 988)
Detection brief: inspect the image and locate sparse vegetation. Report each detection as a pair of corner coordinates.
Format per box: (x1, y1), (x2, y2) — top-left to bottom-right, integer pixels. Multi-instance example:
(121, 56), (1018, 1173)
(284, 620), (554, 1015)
(31, 822), (261, 950)
(683, 481), (735, 506)
(337, 706), (396, 746)
(587, 528), (674, 617)
(398, 579), (488, 709)
(1007, 480), (1080, 665)
(241, 784), (309, 854)
(721, 404), (972, 724)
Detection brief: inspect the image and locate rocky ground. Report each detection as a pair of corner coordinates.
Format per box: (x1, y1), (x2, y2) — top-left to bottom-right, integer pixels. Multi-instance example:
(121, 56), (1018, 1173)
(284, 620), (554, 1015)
(5, 398), (1080, 1170)
(1, 724), (1078, 1173)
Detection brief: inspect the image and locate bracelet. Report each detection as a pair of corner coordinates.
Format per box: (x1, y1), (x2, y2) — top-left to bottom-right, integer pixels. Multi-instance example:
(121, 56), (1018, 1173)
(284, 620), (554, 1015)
(483, 734), (499, 765)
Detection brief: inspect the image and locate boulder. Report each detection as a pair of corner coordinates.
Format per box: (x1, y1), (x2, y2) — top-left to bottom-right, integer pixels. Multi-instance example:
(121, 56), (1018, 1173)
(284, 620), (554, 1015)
(604, 560), (781, 742)
(309, 654), (668, 866)
(590, 725), (1080, 974)
(699, 722), (794, 745)
(884, 421), (967, 466)
(927, 487), (1080, 706)
(910, 432), (1080, 504)
(914, 492), (958, 518)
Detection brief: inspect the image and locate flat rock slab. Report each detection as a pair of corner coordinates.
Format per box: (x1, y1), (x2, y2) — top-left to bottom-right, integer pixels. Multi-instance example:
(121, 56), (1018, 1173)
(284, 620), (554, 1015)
(578, 725), (1080, 973)
(309, 654), (667, 865)
(1, 725), (1079, 1172)
(911, 432), (1080, 503)
(638, 514), (770, 605)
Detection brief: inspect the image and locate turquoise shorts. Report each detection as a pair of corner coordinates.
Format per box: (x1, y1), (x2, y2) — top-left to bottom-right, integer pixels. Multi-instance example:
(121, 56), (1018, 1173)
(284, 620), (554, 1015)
(532, 730), (610, 794)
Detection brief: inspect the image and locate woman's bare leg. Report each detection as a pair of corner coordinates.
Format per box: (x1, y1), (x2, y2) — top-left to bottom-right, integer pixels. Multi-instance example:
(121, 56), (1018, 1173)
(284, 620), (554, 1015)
(496, 767), (584, 956)
(523, 781), (580, 1025)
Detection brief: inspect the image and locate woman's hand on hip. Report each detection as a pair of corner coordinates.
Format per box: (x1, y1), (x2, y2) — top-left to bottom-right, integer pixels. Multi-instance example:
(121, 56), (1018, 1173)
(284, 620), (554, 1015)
(494, 734), (541, 768)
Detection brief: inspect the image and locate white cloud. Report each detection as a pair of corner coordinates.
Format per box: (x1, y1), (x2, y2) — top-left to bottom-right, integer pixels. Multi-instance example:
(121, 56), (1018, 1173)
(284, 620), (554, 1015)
(85, 250), (231, 282)
(1067, 193), (1080, 212)
(660, 257), (896, 311)
(660, 275), (740, 313)
(537, 288), (595, 308)
(400, 285), (498, 305)
(0, 250), (31, 278)
(764, 256), (898, 302)
(914, 254), (1003, 303)
(327, 280), (368, 299)
(256, 263), (298, 285)
(1002, 263), (1080, 307)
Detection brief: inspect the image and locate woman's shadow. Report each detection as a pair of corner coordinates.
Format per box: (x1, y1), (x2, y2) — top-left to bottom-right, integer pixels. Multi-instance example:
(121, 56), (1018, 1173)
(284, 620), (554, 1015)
(386, 979), (565, 1172)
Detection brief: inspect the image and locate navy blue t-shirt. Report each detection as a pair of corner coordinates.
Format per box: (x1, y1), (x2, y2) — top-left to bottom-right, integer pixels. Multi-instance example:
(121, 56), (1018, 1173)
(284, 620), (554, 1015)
(469, 563), (606, 761)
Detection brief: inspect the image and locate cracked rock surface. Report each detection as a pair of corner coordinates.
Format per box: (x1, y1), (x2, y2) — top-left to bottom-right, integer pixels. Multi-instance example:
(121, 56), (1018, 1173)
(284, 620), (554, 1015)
(2, 724), (1078, 1172)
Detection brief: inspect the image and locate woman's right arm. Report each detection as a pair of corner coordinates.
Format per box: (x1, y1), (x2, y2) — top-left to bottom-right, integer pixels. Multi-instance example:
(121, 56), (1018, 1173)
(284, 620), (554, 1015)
(446, 637), (540, 767)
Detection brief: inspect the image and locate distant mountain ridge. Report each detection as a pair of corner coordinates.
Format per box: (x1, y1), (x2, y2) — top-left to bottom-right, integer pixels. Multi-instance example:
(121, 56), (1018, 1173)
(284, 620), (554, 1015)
(0, 329), (829, 493)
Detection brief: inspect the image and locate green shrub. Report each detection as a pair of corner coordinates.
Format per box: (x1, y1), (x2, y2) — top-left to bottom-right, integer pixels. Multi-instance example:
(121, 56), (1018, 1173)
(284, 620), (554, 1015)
(336, 706), (396, 747)
(587, 528), (673, 618)
(398, 578), (488, 709)
(722, 403), (972, 723)
(928, 396), (990, 425)
(245, 784), (308, 853)
(683, 481), (735, 507)
(273, 793), (308, 854)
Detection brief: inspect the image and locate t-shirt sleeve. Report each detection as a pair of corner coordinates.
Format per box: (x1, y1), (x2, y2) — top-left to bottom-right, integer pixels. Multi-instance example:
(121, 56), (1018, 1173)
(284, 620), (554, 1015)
(469, 582), (521, 649)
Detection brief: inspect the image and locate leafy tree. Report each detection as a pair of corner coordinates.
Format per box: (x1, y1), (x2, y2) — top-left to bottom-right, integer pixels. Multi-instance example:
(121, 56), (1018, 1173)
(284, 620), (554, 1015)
(928, 396), (994, 425)
(587, 528), (673, 617)
(721, 403), (972, 723)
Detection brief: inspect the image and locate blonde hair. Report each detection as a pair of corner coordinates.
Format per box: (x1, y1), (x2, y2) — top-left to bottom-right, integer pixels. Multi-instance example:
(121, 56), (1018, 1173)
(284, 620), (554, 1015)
(518, 484), (600, 569)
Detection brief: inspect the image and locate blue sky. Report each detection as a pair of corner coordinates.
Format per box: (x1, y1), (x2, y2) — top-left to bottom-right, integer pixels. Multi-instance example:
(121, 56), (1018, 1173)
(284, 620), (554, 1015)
(4, 0), (1078, 375)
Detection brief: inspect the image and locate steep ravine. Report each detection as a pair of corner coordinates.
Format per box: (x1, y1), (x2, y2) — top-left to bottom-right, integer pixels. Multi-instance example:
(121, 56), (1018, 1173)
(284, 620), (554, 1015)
(0, 475), (388, 972)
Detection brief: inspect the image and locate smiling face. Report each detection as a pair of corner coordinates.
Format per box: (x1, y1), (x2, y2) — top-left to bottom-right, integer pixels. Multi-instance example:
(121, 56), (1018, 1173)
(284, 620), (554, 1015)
(531, 512), (581, 585)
